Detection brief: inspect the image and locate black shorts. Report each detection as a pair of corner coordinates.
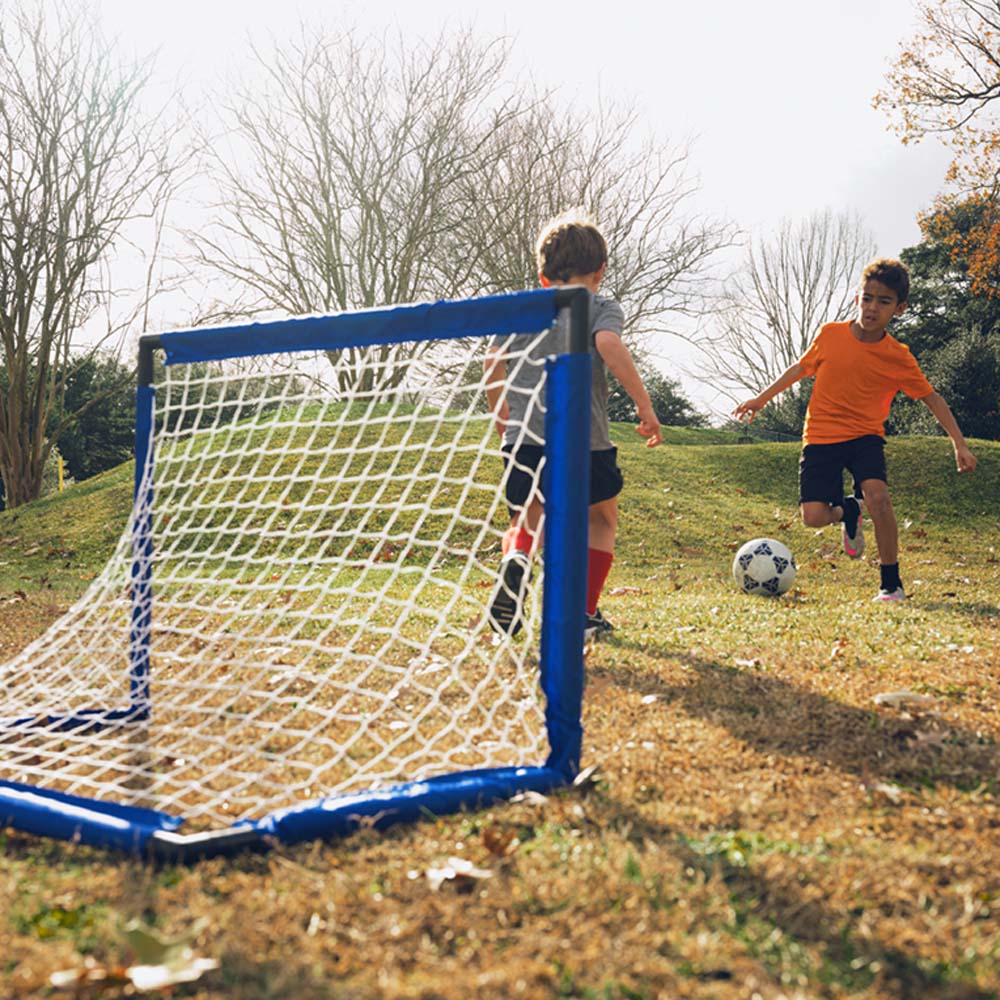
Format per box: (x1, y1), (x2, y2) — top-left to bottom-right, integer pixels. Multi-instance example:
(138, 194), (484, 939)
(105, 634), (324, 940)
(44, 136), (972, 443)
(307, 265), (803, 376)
(502, 445), (624, 517)
(798, 435), (887, 505)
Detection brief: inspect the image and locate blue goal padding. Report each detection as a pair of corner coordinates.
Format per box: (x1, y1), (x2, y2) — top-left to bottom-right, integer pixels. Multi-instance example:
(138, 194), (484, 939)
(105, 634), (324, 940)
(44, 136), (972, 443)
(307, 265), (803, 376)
(252, 766), (568, 846)
(0, 778), (183, 852)
(158, 288), (562, 366)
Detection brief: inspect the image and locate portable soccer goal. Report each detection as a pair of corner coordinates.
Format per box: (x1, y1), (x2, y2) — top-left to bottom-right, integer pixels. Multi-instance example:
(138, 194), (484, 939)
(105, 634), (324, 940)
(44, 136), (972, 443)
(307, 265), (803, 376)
(0, 287), (593, 859)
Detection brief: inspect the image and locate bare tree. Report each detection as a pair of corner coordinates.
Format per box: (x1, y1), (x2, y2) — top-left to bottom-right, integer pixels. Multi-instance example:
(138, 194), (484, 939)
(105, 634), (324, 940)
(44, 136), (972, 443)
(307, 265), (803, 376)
(875, 0), (1000, 191)
(0, 2), (179, 507)
(189, 26), (735, 391)
(696, 211), (877, 407)
(451, 101), (736, 340)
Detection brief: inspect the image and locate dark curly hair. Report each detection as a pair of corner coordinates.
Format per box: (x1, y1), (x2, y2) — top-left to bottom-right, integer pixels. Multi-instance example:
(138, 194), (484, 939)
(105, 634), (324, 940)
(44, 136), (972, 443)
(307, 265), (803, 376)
(535, 216), (608, 283)
(862, 258), (910, 304)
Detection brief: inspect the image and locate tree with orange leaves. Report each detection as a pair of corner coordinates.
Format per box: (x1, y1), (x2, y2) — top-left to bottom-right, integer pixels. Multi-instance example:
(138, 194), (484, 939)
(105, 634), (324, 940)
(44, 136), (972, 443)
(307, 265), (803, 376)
(875, 1), (1000, 297)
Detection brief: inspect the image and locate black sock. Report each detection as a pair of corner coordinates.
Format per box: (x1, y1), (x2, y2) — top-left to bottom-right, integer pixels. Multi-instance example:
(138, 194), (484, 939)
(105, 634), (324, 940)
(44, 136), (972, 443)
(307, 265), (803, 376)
(880, 563), (902, 592)
(841, 496), (860, 533)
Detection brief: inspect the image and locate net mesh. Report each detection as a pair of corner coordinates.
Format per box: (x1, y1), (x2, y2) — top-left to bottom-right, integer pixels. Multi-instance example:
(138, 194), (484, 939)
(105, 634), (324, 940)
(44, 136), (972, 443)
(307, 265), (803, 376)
(0, 335), (553, 831)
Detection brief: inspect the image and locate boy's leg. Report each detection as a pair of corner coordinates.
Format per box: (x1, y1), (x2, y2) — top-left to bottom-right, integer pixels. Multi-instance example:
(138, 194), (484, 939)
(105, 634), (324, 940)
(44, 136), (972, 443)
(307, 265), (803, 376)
(502, 499), (543, 557)
(859, 479), (898, 563)
(799, 442), (864, 556)
(846, 437), (904, 599)
(490, 448), (544, 636)
(799, 501), (843, 528)
(799, 444), (847, 523)
(860, 478), (905, 599)
(587, 497), (617, 616)
(586, 448), (624, 635)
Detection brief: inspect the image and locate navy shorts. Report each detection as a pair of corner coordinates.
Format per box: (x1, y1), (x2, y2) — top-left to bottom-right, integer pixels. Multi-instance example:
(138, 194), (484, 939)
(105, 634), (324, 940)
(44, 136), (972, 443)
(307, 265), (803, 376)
(798, 435), (887, 505)
(502, 445), (623, 518)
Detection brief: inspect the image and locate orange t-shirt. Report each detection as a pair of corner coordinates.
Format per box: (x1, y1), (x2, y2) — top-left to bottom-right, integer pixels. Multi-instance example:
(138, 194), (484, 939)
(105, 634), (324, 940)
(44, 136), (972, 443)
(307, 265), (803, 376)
(798, 322), (933, 445)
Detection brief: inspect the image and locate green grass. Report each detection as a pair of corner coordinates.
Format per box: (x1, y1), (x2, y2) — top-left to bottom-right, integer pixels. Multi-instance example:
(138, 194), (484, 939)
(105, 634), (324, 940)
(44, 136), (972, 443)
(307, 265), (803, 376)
(2, 425), (1000, 999)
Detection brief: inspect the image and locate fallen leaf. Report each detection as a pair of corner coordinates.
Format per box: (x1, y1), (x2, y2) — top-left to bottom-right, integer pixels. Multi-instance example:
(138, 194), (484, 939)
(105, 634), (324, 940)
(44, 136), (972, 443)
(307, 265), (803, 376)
(426, 857), (493, 891)
(873, 691), (940, 710)
(871, 782), (903, 805)
(120, 918), (218, 991)
(121, 917), (208, 966)
(482, 826), (520, 857)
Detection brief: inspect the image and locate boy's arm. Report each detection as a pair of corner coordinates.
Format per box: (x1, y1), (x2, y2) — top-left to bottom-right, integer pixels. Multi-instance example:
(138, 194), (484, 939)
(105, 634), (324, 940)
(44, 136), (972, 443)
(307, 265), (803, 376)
(732, 363), (806, 422)
(483, 348), (508, 439)
(919, 391), (977, 472)
(593, 330), (662, 447)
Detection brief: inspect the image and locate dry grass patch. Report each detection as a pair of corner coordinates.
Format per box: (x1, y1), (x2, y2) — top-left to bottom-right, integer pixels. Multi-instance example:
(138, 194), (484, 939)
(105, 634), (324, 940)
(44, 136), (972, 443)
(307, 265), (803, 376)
(2, 433), (999, 999)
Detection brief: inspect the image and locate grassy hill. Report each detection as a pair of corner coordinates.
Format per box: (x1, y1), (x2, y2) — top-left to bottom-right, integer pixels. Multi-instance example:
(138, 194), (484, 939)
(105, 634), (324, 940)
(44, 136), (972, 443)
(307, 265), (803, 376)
(3, 426), (995, 598)
(2, 427), (1000, 999)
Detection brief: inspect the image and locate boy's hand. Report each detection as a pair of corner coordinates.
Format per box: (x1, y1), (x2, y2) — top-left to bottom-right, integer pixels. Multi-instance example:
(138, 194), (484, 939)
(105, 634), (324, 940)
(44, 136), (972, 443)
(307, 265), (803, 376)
(636, 406), (662, 447)
(493, 402), (510, 439)
(955, 444), (977, 473)
(732, 397), (764, 422)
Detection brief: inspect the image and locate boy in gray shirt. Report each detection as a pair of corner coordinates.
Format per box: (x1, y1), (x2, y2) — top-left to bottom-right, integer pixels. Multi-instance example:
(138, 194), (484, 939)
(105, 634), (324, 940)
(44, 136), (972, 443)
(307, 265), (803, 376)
(484, 215), (662, 637)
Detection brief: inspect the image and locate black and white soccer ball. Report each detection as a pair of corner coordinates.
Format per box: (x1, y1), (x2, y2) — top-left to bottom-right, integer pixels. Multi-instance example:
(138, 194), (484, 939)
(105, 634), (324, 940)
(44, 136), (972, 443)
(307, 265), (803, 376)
(732, 537), (797, 596)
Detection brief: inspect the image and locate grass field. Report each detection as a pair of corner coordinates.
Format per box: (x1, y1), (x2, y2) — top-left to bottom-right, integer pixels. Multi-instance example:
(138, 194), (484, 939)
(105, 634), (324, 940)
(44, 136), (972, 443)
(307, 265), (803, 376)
(2, 426), (999, 999)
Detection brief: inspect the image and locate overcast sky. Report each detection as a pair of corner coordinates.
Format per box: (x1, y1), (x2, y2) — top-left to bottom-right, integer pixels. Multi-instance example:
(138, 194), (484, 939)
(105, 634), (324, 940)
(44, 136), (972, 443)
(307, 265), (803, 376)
(92, 0), (953, 412)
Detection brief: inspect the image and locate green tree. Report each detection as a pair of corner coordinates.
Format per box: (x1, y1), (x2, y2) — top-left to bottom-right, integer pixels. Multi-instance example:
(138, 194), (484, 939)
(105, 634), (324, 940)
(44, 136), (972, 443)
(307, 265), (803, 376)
(607, 365), (706, 428)
(890, 327), (1000, 438)
(896, 198), (1000, 359)
(54, 353), (135, 481)
(889, 198), (1000, 440)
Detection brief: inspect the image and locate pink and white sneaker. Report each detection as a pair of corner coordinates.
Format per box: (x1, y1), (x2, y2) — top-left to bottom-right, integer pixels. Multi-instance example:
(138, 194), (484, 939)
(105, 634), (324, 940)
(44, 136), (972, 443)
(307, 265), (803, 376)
(873, 586), (907, 602)
(842, 502), (865, 559)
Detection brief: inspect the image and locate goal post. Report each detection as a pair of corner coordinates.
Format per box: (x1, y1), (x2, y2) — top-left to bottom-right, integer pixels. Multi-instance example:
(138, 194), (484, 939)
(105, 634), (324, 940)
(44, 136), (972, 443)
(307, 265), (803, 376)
(0, 287), (593, 859)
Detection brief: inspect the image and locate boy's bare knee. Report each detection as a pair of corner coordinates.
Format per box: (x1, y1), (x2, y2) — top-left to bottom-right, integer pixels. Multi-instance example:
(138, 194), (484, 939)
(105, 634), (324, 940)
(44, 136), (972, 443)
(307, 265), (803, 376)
(800, 505), (829, 529)
(863, 488), (892, 519)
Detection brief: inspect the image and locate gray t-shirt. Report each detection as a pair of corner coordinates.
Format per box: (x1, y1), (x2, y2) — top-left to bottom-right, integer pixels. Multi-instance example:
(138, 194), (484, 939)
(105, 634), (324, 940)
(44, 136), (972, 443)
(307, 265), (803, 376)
(496, 294), (623, 452)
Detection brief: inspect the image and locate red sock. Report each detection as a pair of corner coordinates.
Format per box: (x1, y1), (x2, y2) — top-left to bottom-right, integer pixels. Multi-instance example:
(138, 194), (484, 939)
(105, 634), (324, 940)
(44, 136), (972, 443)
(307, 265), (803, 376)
(586, 548), (614, 615)
(503, 525), (534, 556)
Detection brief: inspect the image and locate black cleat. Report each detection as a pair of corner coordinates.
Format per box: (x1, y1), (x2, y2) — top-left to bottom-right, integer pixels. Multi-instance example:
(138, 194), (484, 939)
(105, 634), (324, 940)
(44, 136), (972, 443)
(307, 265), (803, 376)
(488, 551), (531, 637)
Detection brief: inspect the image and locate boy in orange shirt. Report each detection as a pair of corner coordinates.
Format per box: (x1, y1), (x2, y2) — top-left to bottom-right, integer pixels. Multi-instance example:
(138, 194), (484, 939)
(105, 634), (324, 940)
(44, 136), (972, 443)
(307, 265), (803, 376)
(733, 258), (977, 601)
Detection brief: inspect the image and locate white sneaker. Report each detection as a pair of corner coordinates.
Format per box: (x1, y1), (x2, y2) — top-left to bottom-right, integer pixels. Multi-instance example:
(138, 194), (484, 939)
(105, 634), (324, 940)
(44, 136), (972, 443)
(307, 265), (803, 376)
(873, 586), (907, 602)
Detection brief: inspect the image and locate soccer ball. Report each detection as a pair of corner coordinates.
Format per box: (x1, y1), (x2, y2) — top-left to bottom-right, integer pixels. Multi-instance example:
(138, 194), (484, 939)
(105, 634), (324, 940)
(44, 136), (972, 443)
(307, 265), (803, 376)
(732, 537), (797, 596)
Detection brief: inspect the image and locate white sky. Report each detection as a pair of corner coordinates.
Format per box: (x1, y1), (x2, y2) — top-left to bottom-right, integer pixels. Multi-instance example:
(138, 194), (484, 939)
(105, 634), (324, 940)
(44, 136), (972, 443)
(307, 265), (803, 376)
(92, 0), (953, 413)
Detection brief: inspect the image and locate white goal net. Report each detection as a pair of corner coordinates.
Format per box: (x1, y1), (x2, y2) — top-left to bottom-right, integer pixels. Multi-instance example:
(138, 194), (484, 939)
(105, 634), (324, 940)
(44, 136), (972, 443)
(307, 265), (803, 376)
(0, 291), (591, 853)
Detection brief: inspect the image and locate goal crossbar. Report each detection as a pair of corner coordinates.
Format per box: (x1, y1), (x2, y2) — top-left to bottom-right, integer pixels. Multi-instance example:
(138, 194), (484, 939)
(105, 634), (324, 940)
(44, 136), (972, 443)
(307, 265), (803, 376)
(0, 287), (593, 860)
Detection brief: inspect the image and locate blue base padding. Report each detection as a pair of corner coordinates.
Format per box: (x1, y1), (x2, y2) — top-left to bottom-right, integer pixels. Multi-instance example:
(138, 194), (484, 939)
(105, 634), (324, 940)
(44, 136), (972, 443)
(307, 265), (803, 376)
(253, 765), (569, 846)
(3, 706), (149, 731)
(0, 779), (183, 853)
(0, 767), (571, 857)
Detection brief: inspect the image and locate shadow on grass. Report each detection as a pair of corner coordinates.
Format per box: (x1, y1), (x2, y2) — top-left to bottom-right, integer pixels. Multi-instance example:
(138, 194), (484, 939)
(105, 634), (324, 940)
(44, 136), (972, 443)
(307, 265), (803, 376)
(595, 793), (995, 1000)
(594, 642), (999, 794)
(916, 599), (1000, 621)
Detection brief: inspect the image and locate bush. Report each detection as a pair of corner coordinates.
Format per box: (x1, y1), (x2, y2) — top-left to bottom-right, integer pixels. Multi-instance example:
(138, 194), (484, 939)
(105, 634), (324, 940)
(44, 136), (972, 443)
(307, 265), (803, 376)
(608, 366), (707, 428)
(889, 327), (1000, 439)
